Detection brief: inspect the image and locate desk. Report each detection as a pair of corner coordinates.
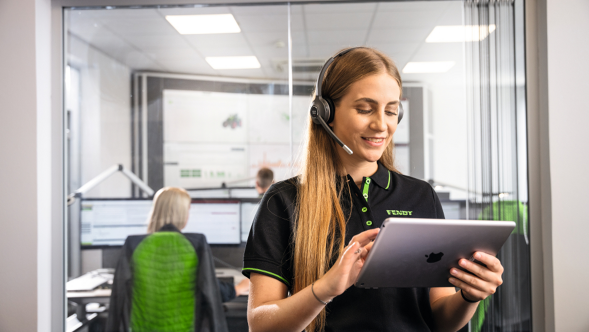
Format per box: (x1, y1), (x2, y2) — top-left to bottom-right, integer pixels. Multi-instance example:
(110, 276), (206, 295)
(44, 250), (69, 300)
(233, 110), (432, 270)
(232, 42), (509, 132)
(67, 268), (249, 331)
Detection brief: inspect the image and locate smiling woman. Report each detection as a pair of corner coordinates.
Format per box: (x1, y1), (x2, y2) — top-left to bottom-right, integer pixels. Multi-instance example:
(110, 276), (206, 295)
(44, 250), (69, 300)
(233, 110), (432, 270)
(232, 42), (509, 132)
(242, 47), (505, 332)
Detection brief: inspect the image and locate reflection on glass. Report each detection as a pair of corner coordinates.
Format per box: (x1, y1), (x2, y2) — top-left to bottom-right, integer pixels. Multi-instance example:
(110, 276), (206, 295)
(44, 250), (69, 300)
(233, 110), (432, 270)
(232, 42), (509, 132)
(64, 2), (530, 332)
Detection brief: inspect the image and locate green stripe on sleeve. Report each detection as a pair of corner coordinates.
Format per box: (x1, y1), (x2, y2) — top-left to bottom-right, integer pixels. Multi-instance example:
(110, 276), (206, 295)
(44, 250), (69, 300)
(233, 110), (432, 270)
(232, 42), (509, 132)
(242, 268), (291, 286)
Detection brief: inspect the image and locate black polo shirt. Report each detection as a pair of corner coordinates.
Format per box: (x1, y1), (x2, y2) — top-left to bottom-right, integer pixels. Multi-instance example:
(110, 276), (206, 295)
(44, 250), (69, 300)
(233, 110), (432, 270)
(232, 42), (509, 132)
(243, 162), (445, 331)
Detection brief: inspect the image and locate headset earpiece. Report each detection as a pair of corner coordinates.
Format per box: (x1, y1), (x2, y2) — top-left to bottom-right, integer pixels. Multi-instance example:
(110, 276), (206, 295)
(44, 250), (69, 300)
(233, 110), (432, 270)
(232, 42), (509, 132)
(398, 101), (404, 124)
(325, 97), (335, 124)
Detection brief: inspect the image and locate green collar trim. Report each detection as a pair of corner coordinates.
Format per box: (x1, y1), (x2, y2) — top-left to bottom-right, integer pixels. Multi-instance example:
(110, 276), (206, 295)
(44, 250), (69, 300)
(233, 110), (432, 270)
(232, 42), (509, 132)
(385, 170), (391, 190)
(362, 177), (371, 201)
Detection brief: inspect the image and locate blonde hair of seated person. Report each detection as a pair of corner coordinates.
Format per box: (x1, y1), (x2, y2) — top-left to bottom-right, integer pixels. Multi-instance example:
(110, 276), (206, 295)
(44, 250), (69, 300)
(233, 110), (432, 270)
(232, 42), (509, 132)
(147, 187), (191, 233)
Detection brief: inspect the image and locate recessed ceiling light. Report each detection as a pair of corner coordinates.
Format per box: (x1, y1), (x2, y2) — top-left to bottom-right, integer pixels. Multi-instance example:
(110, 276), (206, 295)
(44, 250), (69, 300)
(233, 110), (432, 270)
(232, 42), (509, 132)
(426, 25), (497, 43)
(206, 56), (261, 70)
(402, 62), (455, 73)
(165, 14), (241, 35)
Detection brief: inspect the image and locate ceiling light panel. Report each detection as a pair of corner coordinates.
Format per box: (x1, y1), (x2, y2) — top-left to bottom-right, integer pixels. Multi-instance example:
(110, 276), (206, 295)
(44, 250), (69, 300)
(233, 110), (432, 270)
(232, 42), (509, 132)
(206, 56), (261, 69)
(166, 14), (241, 35)
(426, 25), (497, 43)
(402, 61), (455, 73)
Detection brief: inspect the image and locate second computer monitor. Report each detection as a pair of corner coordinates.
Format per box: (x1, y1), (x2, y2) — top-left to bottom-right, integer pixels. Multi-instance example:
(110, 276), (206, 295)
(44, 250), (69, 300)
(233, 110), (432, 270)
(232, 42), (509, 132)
(183, 200), (241, 245)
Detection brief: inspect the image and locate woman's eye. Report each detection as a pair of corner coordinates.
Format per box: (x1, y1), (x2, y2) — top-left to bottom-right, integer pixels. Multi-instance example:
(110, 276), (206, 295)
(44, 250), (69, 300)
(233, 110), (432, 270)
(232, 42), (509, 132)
(356, 109), (371, 114)
(385, 111), (398, 116)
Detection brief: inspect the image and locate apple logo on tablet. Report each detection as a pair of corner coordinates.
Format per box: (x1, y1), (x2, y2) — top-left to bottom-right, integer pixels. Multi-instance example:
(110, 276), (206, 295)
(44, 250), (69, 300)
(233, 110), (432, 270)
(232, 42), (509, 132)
(425, 252), (444, 263)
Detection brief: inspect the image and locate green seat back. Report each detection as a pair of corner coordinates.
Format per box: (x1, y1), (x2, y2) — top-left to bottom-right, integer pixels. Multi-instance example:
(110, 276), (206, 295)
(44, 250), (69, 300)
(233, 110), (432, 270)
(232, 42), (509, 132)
(130, 232), (198, 332)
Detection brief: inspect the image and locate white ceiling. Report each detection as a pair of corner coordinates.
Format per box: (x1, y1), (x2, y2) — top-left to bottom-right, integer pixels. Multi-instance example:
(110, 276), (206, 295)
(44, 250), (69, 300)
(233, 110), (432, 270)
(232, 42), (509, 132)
(66, 1), (465, 84)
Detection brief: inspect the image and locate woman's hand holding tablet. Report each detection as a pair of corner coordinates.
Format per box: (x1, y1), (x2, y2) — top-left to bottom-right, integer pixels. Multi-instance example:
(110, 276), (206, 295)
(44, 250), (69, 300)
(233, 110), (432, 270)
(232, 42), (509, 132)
(448, 251), (504, 302)
(313, 228), (380, 302)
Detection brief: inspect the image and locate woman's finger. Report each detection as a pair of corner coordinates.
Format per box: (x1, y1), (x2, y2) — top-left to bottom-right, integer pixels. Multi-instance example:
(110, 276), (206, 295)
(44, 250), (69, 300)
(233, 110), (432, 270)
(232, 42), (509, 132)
(349, 229), (380, 247)
(473, 252), (504, 273)
(449, 277), (486, 302)
(342, 242), (362, 264)
(364, 240), (375, 253)
(457, 258), (493, 281)
(450, 268), (499, 296)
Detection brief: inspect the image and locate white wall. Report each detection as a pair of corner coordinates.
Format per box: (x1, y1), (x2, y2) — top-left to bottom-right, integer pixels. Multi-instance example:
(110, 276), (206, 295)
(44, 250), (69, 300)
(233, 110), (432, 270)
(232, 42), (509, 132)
(545, 0), (589, 330)
(0, 0), (53, 331)
(69, 36), (132, 197)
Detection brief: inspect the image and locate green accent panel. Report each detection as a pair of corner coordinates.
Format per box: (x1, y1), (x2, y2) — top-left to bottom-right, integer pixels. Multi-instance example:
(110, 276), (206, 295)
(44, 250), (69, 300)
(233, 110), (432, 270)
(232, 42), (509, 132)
(471, 295), (491, 332)
(242, 268), (290, 286)
(361, 207), (368, 213)
(385, 170), (391, 190)
(366, 221), (372, 226)
(130, 232), (198, 332)
(472, 200), (528, 332)
(362, 177), (371, 202)
(478, 200), (528, 235)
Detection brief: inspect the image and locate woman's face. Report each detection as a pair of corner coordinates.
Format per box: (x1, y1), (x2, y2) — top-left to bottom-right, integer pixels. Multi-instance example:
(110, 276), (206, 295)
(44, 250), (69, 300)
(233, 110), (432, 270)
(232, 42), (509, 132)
(331, 72), (401, 163)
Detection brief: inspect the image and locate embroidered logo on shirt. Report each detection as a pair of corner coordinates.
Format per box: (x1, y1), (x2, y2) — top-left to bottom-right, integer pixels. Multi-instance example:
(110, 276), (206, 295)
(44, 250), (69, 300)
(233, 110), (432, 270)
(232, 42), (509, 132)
(386, 210), (413, 216)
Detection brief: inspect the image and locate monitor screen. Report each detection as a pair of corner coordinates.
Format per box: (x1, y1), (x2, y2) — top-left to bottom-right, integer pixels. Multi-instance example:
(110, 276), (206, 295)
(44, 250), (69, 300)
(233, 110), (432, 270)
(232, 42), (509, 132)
(81, 199), (152, 246)
(240, 202), (259, 242)
(183, 200), (241, 245)
(81, 199), (242, 246)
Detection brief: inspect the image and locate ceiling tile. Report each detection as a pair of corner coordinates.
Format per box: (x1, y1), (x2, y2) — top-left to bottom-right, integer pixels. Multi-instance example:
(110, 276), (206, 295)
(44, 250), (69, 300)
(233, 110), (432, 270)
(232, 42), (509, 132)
(409, 43), (464, 62)
(197, 46), (255, 58)
(157, 7), (231, 16)
(366, 28), (431, 43)
(305, 12), (374, 31)
(242, 31), (289, 47)
(307, 29), (366, 46)
(377, 2), (452, 12)
(300, 3), (377, 14)
(234, 14), (289, 32)
(183, 33), (249, 49)
(372, 10), (442, 29)
(230, 5), (288, 16)
(100, 18), (177, 36)
(126, 34), (190, 50)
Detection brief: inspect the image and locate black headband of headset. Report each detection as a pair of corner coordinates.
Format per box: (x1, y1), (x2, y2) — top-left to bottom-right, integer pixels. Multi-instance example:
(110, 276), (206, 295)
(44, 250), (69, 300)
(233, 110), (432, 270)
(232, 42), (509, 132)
(315, 47), (363, 98)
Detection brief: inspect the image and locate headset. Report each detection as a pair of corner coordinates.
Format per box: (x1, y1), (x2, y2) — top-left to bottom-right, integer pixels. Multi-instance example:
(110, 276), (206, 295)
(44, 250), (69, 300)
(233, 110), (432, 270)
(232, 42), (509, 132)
(309, 47), (404, 155)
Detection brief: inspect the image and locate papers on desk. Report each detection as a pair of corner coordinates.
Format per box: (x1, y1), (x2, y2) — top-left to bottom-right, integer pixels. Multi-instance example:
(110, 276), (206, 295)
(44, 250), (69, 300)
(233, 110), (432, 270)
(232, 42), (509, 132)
(67, 270), (114, 292)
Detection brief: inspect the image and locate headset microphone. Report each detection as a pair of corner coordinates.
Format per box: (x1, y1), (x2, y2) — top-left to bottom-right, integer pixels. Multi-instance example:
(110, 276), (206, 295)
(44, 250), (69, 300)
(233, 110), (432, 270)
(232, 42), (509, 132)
(310, 105), (353, 155)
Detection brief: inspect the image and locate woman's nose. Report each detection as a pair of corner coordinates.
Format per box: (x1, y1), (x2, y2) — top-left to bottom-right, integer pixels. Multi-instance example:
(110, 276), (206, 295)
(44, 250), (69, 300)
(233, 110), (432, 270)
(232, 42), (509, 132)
(370, 111), (388, 132)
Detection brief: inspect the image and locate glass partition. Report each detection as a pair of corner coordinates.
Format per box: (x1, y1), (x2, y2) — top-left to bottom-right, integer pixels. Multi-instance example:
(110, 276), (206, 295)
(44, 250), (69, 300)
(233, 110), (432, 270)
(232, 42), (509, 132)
(64, 2), (530, 331)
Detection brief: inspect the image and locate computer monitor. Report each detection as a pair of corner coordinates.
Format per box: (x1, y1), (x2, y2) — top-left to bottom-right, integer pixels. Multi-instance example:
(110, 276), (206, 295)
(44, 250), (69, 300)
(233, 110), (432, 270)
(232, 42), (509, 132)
(183, 200), (241, 245)
(81, 199), (153, 246)
(81, 198), (242, 247)
(240, 202), (259, 242)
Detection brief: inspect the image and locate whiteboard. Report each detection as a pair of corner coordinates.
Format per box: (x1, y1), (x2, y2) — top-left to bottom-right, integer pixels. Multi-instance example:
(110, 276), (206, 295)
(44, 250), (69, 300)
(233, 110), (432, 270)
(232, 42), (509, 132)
(163, 90), (311, 188)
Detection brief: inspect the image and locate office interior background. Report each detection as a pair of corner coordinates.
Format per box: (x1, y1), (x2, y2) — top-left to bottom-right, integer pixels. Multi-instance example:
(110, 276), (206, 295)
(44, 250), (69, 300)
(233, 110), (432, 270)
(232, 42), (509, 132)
(0, 0), (587, 331)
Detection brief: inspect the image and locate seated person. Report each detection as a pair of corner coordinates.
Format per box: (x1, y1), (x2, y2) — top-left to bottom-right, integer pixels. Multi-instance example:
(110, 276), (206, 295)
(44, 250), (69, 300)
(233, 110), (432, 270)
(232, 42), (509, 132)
(255, 167), (274, 195)
(107, 187), (244, 332)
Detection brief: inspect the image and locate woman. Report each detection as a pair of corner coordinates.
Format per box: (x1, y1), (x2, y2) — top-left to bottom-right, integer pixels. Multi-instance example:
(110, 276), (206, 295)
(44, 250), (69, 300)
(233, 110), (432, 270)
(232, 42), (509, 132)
(242, 48), (504, 332)
(107, 187), (245, 332)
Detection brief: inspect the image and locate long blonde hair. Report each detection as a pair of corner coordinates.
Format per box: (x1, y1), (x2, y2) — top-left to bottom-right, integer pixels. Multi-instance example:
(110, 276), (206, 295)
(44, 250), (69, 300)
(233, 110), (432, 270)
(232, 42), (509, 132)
(294, 48), (402, 332)
(147, 187), (191, 233)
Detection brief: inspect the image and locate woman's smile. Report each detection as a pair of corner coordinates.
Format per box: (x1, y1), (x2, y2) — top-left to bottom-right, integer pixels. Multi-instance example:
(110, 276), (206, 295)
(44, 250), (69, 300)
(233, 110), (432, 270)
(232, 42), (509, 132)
(361, 136), (387, 146)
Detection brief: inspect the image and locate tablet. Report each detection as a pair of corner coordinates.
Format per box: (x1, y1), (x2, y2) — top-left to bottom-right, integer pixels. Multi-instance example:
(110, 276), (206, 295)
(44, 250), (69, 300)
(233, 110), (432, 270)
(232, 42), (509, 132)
(354, 218), (515, 288)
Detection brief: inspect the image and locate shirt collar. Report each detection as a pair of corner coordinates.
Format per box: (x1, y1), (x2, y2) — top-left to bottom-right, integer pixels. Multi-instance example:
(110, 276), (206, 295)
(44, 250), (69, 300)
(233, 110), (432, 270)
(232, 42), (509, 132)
(369, 162), (392, 190)
(157, 223), (182, 233)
